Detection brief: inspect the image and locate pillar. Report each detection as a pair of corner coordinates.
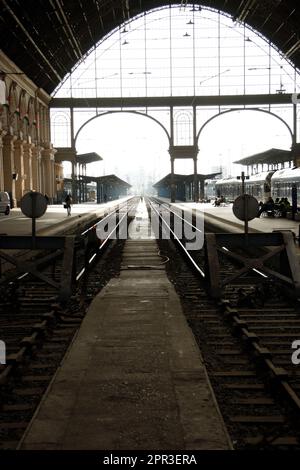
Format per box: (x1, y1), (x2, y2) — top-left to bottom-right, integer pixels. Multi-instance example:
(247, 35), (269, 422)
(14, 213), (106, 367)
(23, 141), (33, 192)
(293, 102), (297, 166)
(170, 157), (175, 202)
(84, 164), (87, 202)
(192, 105), (198, 203)
(0, 124), (5, 191)
(72, 161), (77, 203)
(41, 144), (56, 202)
(170, 105), (175, 203)
(31, 145), (41, 191)
(3, 134), (17, 206)
(291, 125), (300, 167)
(193, 157), (199, 202)
(14, 139), (25, 204)
(199, 179), (205, 200)
(292, 146), (300, 168)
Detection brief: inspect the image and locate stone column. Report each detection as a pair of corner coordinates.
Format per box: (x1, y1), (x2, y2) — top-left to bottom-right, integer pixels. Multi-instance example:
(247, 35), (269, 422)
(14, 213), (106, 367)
(3, 133), (16, 207)
(37, 148), (42, 193)
(0, 124), (6, 191)
(31, 145), (39, 191)
(14, 139), (25, 205)
(41, 144), (56, 202)
(23, 141), (33, 192)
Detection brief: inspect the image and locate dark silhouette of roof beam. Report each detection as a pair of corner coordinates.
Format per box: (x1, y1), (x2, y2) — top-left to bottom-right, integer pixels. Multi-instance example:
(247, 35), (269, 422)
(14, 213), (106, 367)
(1, 0), (63, 82)
(93, 0), (104, 30)
(50, 0), (83, 60)
(110, 0), (116, 20)
(285, 39), (300, 59)
(236, 0), (256, 23)
(78, 0), (95, 44)
(125, 0), (131, 22)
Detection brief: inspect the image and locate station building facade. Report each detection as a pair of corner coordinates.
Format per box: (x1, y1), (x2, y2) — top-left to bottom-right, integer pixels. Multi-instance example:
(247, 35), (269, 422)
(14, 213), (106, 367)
(0, 51), (60, 206)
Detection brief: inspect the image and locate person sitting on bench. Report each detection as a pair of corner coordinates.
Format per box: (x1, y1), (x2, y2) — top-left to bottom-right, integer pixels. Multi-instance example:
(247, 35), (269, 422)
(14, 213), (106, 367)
(278, 197), (291, 218)
(257, 196), (275, 217)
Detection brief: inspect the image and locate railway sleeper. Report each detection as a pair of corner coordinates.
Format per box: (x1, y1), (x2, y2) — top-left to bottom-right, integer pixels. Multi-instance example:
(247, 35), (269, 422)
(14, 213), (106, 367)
(0, 364), (13, 385)
(6, 347), (27, 365)
(245, 436), (300, 447)
(216, 300), (300, 415)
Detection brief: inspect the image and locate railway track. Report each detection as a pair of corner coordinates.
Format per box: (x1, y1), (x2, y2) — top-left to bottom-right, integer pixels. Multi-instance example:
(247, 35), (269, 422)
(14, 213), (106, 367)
(1, 196), (300, 450)
(0, 198), (138, 449)
(148, 197), (300, 449)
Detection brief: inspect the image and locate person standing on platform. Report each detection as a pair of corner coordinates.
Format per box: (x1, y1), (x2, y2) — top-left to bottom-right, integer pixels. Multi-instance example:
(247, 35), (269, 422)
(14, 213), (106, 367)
(64, 194), (72, 216)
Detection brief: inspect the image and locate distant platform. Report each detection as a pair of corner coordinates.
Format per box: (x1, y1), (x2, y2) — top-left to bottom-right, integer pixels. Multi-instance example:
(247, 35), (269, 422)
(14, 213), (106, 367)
(0, 198), (131, 237)
(158, 199), (300, 237)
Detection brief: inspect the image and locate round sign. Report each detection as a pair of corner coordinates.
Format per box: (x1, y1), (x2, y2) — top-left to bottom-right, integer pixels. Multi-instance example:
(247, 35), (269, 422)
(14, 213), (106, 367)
(232, 194), (259, 221)
(20, 192), (48, 218)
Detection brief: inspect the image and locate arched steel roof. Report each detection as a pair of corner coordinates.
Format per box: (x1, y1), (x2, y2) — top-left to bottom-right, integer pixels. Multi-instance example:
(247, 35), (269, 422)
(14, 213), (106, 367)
(1, 0), (299, 94)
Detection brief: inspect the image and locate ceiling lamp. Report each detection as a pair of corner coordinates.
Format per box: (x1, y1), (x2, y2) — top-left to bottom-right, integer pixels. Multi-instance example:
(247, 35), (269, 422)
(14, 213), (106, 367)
(122, 40), (129, 45)
(183, 32), (191, 37)
(190, 5), (201, 11)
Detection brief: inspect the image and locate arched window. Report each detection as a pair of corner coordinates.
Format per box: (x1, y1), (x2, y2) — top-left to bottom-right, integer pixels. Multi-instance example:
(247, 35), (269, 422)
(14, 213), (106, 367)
(174, 111), (193, 145)
(53, 6), (299, 99)
(8, 82), (20, 133)
(50, 110), (71, 147)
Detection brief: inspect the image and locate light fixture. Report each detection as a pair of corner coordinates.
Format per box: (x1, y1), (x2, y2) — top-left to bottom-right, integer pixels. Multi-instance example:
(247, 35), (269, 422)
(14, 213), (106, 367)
(190, 5), (201, 11)
(121, 27), (128, 33)
(122, 40), (129, 45)
(245, 37), (252, 42)
(183, 32), (190, 37)
(187, 20), (194, 25)
(128, 71), (152, 75)
(248, 67), (271, 70)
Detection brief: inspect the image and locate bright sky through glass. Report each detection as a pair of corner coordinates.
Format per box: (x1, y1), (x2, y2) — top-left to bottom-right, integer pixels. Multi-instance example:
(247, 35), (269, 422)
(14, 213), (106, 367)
(51, 5), (299, 193)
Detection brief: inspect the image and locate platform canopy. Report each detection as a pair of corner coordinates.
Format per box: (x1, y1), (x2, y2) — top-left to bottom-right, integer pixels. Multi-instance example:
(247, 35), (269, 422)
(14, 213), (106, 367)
(82, 174), (131, 188)
(153, 173), (220, 188)
(76, 152), (102, 164)
(233, 148), (292, 166)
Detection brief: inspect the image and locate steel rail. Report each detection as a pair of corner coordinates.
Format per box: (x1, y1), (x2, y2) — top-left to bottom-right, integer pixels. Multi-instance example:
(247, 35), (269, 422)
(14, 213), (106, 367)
(152, 196), (269, 280)
(76, 199), (138, 281)
(147, 197), (205, 278)
(80, 197), (134, 236)
(150, 196), (203, 234)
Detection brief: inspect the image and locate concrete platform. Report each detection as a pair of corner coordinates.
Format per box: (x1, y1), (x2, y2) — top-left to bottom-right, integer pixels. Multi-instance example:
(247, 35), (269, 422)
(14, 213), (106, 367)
(19, 238), (231, 450)
(159, 198), (300, 237)
(0, 197), (131, 237)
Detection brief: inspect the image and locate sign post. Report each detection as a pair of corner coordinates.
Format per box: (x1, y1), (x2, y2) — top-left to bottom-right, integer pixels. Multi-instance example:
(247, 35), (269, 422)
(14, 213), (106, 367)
(20, 192), (48, 249)
(233, 192), (259, 245)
